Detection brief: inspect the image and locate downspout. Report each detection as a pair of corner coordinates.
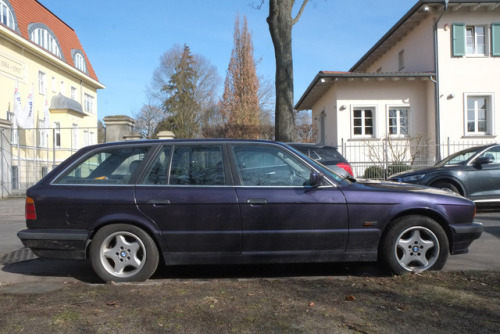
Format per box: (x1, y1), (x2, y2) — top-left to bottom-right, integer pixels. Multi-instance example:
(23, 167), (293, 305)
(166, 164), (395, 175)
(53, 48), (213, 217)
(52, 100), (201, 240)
(433, 0), (449, 161)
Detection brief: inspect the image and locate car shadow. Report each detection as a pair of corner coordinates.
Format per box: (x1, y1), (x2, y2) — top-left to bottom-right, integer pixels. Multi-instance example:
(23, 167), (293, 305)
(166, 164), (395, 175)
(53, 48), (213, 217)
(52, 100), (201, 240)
(1, 255), (389, 284)
(151, 262), (389, 281)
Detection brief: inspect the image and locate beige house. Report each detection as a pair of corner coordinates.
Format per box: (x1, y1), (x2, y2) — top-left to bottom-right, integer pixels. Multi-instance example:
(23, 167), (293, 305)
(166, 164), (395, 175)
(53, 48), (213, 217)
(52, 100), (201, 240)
(296, 0), (500, 174)
(0, 0), (104, 196)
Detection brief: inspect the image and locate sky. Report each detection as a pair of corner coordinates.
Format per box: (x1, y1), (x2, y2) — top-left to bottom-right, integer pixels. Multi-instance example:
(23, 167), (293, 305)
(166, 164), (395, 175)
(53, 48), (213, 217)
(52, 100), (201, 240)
(38, 0), (418, 120)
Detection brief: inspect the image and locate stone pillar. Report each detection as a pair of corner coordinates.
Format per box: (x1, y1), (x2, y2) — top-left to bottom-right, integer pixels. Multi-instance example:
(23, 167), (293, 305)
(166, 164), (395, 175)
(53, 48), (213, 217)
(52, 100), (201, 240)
(103, 116), (136, 143)
(124, 132), (143, 141)
(157, 131), (176, 139)
(0, 119), (12, 198)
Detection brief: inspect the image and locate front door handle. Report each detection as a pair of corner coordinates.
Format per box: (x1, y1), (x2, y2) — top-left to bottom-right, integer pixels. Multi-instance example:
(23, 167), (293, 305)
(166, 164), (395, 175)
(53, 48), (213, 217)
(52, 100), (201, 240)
(148, 199), (171, 206)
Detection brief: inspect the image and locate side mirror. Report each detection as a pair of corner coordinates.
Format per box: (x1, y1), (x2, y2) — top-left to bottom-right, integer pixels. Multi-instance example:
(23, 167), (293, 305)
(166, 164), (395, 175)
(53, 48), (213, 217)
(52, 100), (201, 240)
(474, 156), (494, 166)
(309, 172), (324, 186)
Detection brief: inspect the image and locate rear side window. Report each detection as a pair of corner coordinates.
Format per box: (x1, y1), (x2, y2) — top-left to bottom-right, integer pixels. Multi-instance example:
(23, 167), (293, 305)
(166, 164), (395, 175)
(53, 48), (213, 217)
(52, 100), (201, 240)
(170, 145), (225, 185)
(54, 146), (150, 185)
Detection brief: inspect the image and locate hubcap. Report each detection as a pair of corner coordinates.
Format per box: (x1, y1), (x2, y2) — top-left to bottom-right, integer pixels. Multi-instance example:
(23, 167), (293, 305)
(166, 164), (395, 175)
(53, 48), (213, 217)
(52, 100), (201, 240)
(394, 226), (440, 272)
(100, 231), (146, 278)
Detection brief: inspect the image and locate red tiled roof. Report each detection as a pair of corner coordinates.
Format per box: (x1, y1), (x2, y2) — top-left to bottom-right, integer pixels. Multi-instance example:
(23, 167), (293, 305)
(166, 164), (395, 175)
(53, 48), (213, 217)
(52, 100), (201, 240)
(7, 0), (100, 82)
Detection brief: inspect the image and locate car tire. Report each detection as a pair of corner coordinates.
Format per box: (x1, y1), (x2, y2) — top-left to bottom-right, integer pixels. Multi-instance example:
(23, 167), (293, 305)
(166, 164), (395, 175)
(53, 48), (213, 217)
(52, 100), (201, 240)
(381, 215), (449, 274)
(90, 224), (159, 282)
(432, 181), (460, 194)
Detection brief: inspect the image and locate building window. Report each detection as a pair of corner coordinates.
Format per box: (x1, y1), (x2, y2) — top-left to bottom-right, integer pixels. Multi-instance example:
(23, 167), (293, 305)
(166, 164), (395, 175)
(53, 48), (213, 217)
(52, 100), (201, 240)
(466, 26), (486, 56)
(42, 166), (49, 178)
(0, 0), (17, 30)
(466, 95), (492, 135)
(388, 108), (409, 137)
(12, 166), (19, 190)
(453, 23), (488, 57)
(353, 108), (374, 137)
(84, 93), (94, 113)
(29, 24), (63, 59)
(38, 71), (46, 95)
(398, 50), (405, 70)
(72, 50), (88, 73)
(60, 81), (65, 95)
(38, 119), (48, 148)
(7, 111), (18, 144)
(52, 76), (57, 92)
(71, 86), (77, 100)
(72, 123), (78, 150)
(54, 122), (61, 148)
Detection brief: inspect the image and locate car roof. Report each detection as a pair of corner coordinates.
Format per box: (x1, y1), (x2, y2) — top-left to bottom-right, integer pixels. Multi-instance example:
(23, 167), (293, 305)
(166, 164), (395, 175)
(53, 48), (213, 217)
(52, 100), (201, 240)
(288, 143), (339, 149)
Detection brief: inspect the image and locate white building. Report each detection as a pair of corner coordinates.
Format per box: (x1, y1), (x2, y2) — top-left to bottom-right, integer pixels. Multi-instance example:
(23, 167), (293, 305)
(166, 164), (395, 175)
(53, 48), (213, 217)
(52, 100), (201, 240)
(0, 0), (105, 196)
(296, 0), (500, 175)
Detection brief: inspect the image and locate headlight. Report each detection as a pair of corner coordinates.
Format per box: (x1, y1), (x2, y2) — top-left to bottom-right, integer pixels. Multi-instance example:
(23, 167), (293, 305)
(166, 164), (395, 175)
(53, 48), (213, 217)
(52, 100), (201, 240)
(402, 174), (425, 182)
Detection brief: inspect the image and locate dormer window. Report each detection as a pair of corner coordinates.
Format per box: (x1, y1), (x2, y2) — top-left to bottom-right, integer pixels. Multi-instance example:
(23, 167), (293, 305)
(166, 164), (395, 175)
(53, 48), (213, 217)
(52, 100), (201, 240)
(0, 0), (17, 31)
(72, 49), (88, 73)
(28, 23), (63, 59)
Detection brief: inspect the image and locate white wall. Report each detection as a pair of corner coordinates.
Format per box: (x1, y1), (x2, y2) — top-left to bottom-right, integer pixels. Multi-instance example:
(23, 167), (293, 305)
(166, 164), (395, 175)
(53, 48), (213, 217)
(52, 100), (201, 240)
(437, 9), (500, 143)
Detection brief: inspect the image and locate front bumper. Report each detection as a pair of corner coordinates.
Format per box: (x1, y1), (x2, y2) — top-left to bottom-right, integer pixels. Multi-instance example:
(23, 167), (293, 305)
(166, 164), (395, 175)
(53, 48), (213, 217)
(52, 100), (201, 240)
(449, 221), (484, 255)
(17, 229), (90, 260)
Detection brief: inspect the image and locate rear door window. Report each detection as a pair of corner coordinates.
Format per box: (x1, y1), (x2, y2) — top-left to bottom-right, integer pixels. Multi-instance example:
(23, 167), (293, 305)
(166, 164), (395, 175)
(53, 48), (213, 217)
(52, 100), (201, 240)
(141, 145), (226, 185)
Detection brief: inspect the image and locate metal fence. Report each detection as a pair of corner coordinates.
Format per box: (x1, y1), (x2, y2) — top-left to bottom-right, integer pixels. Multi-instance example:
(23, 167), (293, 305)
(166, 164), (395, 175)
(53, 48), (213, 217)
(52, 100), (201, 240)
(1, 127), (497, 198)
(1, 127), (99, 198)
(342, 137), (498, 179)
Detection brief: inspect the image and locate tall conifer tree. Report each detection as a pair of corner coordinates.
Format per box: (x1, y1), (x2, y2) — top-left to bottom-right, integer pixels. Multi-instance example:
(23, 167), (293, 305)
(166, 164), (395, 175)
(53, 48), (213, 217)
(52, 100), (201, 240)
(221, 16), (261, 139)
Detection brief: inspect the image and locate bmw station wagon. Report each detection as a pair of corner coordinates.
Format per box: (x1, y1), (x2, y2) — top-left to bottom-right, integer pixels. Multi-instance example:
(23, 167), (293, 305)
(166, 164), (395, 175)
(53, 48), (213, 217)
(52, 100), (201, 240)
(18, 139), (483, 282)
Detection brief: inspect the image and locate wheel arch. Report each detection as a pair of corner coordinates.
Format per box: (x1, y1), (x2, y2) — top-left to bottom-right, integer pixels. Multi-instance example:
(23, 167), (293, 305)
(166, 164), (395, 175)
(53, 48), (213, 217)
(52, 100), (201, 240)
(86, 216), (163, 260)
(428, 177), (466, 196)
(379, 208), (453, 256)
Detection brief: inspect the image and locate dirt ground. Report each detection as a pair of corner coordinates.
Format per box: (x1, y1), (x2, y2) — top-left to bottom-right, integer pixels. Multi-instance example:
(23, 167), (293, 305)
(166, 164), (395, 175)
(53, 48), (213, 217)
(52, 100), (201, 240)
(0, 270), (498, 333)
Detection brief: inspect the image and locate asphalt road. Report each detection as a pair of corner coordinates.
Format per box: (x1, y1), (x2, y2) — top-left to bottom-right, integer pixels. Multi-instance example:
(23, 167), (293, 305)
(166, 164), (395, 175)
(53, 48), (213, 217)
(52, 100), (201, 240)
(0, 198), (499, 293)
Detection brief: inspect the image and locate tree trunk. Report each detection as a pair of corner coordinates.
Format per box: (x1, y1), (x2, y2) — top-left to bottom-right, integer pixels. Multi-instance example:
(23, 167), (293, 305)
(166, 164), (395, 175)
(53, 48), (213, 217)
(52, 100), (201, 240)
(267, 0), (295, 142)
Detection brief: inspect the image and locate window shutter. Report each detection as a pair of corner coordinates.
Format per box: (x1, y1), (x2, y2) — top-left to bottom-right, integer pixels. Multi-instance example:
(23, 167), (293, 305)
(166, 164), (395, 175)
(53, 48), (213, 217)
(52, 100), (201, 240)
(492, 23), (500, 56)
(452, 23), (466, 57)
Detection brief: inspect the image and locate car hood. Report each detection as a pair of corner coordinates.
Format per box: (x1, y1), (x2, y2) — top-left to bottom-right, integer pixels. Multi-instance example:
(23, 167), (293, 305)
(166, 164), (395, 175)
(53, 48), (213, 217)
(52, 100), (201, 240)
(351, 178), (468, 201)
(388, 165), (461, 179)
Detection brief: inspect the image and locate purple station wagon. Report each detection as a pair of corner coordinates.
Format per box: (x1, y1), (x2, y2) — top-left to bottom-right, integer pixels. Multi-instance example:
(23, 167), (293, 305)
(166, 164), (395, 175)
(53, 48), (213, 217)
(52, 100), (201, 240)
(18, 139), (483, 282)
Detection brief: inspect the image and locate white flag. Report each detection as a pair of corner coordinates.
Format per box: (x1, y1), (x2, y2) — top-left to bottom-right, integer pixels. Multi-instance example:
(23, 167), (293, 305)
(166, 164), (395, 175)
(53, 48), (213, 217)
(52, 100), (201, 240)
(23, 91), (34, 129)
(13, 87), (24, 127)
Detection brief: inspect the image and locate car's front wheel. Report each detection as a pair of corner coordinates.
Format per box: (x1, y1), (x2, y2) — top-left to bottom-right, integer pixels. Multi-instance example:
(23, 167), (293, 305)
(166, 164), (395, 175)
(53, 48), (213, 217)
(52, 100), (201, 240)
(90, 224), (159, 282)
(381, 215), (449, 274)
(431, 181), (460, 195)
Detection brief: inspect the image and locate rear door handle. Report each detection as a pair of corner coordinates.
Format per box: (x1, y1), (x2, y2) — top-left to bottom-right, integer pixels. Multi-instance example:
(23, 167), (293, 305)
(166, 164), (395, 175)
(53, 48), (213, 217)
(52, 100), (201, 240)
(246, 198), (267, 205)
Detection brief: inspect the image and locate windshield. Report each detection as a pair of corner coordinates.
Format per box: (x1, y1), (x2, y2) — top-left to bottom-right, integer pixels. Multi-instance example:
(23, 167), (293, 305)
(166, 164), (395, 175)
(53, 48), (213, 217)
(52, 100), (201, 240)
(436, 146), (483, 166)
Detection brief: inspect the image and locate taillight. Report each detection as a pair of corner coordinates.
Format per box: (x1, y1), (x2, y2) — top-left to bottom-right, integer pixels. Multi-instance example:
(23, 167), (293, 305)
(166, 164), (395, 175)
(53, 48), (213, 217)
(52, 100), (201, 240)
(337, 162), (354, 176)
(25, 197), (37, 220)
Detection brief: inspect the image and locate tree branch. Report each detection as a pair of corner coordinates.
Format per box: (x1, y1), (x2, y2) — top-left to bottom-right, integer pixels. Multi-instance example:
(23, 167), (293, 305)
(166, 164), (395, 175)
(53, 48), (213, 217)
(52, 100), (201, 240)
(293, 0), (309, 25)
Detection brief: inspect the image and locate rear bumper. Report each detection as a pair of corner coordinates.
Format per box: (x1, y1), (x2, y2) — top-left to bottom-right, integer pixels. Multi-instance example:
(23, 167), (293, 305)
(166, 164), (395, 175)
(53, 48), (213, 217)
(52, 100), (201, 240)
(449, 221), (484, 255)
(17, 229), (90, 260)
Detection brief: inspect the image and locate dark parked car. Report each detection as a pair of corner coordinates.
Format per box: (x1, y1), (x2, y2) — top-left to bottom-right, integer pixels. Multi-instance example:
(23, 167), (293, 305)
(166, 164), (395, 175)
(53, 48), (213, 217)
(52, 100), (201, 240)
(18, 139), (483, 282)
(288, 143), (353, 176)
(389, 144), (500, 205)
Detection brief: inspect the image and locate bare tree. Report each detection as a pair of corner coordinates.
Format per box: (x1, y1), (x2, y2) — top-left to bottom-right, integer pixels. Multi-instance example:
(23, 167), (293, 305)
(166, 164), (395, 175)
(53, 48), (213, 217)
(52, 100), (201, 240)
(295, 111), (317, 143)
(133, 103), (163, 139)
(265, 0), (309, 142)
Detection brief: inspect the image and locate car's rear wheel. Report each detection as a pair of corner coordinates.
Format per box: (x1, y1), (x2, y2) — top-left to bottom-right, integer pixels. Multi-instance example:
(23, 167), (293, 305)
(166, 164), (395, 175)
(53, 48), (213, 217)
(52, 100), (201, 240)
(432, 181), (460, 195)
(90, 224), (159, 282)
(381, 215), (449, 274)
